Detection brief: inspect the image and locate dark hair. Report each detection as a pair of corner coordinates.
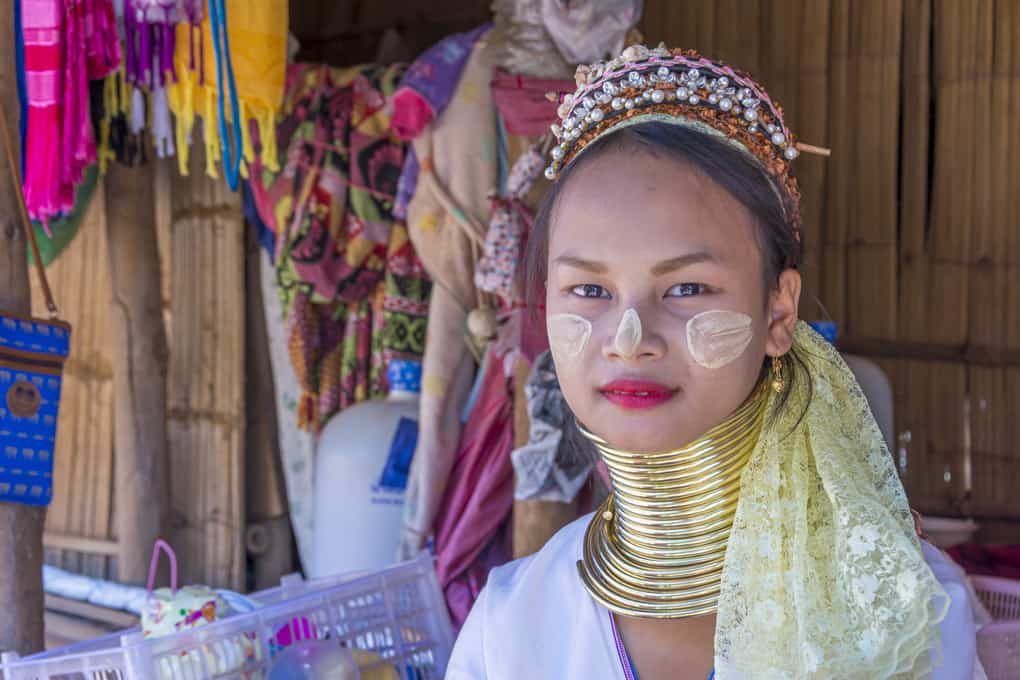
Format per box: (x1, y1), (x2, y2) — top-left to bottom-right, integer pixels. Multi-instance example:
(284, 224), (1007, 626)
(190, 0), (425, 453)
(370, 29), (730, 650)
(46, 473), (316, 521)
(523, 121), (808, 425)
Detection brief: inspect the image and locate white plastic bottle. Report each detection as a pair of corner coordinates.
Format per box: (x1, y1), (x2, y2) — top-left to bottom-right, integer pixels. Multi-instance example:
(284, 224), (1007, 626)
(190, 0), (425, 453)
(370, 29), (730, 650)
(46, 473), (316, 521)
(309, 360), (421, 578)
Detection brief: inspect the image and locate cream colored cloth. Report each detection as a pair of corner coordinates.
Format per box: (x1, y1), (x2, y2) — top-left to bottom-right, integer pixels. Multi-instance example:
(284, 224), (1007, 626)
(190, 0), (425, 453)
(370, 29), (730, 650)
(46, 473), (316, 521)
(401, 38), (501, 554)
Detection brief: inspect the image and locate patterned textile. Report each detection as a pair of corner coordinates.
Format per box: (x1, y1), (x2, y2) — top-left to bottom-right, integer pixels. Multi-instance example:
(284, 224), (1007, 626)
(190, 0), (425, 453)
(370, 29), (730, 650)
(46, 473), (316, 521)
(391, 24), (491, 142)
(253, 63), (429, 433)
(474, 143), (544, 304)
(22, 0), (119, 222)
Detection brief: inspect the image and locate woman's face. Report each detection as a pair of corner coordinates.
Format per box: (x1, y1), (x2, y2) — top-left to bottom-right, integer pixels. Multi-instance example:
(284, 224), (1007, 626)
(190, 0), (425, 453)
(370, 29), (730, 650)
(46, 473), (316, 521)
(545, 148), (801, 452)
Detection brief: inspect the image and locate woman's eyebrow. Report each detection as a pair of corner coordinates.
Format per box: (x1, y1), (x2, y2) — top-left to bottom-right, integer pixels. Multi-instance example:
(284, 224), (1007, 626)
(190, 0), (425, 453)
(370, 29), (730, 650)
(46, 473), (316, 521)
(650, 252), (716, 275)
(552, 251), (717, 275)
(552, 255), (609, 273)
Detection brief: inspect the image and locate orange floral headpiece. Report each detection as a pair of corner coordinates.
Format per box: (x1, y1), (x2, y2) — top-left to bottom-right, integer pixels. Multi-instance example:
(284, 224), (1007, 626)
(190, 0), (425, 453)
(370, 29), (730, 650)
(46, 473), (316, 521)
(545, 44), (826, 240)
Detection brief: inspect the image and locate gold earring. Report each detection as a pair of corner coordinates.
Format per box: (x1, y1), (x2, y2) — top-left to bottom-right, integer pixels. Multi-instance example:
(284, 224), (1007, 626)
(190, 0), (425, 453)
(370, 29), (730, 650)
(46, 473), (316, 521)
(771, 355), (785, 394)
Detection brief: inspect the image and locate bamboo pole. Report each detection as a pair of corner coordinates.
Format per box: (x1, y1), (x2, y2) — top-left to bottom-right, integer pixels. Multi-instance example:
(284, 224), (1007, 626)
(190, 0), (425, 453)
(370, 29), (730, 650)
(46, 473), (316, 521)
(104, 160), (171, 585)
(898, 0), (932, 343)
(0, 0), (45, 652)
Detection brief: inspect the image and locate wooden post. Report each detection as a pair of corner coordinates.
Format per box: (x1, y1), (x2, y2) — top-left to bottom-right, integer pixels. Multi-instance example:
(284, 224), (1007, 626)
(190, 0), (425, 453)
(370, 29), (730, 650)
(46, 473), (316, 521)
(244, 229), (293, 590)
(0, 0), (46, 653)
(104, 160), (171, 585)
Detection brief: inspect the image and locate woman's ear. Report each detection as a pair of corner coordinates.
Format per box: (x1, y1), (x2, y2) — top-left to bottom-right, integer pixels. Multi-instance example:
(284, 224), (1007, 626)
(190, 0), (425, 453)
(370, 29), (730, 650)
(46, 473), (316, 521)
(765, 269), (801, 356)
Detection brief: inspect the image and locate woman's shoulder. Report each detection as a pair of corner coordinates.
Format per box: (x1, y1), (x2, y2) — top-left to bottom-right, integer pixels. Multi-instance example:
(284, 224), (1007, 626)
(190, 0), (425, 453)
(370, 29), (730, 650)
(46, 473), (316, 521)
(484, 513), (592, 601)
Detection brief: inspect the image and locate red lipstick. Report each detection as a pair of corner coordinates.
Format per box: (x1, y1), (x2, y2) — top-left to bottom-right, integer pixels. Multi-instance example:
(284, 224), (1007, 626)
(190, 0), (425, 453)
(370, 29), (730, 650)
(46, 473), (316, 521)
(600, 380), (676, 410)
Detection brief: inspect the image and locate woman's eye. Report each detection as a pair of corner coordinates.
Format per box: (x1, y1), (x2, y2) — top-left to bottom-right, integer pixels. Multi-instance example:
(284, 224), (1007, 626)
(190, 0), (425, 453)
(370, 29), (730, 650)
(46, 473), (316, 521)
(666, 283), (707, 298)
(570, 284), (611, 299)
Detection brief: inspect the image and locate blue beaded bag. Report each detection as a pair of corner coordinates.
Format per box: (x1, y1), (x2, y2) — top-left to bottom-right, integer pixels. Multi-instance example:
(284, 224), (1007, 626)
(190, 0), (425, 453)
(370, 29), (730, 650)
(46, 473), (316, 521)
(0, 105), (71, 506)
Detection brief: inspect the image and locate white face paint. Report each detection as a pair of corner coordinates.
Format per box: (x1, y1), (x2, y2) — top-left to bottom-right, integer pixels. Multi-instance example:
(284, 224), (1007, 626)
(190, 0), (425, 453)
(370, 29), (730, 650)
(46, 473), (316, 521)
(547, 313), (592, 363)
(686, 310), (754, 369)
(613, 308), (642, 357)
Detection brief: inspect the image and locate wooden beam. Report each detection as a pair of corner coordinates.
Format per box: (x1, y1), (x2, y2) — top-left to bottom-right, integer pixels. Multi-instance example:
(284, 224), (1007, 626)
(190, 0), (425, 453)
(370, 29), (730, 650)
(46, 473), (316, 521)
(244, 230), (293, 590)
(42, 532), (118, 557)
(0, 0), (46, 654)
(840, 337), (1020, 368)
(44, 594), (137, 630)
(104, 160), (171, 585)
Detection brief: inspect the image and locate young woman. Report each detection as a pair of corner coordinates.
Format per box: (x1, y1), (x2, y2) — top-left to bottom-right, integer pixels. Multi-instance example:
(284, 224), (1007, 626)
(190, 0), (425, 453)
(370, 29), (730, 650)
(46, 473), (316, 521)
(446, 45), (977, 680)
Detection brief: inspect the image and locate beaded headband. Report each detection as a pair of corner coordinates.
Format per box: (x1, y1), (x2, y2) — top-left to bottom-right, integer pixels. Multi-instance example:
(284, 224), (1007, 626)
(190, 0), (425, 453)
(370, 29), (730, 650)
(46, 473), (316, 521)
(545, 44), (827, 239)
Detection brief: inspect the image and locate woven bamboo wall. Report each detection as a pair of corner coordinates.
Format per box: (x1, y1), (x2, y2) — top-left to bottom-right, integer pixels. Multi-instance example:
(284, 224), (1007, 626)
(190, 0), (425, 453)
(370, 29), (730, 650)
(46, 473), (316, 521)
(165, 150), (246, 590)
(641, 0), (1020, 529)
(30, 192), (116, 579)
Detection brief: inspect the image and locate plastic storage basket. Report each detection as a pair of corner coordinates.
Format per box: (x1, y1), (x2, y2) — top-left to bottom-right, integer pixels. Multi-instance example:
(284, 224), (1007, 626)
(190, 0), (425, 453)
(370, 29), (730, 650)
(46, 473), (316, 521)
(971, 575), (1020, 680)
(0, 552), (453, 680)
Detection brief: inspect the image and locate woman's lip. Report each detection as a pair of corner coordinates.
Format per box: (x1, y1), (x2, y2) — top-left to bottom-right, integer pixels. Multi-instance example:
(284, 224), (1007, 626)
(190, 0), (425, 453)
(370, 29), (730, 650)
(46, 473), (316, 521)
(599, 380), (677, 410)
(600, 380), (674, 394)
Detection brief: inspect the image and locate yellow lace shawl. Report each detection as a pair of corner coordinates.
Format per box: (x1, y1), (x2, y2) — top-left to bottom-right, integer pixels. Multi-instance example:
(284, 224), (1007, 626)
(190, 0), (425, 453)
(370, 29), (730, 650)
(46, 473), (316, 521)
(714, 322), (949, 679)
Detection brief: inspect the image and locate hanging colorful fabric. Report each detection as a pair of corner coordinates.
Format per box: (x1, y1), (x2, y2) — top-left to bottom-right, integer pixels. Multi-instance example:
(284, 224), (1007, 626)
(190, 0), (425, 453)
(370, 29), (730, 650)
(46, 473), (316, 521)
(0, 105), (71, 507)
(167, 0), (287, 181)
(207, 0), (243, 190)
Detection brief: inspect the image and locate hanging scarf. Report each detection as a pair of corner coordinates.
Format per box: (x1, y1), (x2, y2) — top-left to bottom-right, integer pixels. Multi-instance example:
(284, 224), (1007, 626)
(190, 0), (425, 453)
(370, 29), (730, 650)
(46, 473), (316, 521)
(489, 69), (572, 137)
(167, 0), (287, 180)
(22, 0), (119, 222)
(63, 0), (120, 188)
(713, 323), (949, 679)
(22, 0), (65, 222)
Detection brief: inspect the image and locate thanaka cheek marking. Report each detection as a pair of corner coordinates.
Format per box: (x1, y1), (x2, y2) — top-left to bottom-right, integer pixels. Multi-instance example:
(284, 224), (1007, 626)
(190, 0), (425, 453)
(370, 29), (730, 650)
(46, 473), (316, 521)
(686, 310), (754, 369)
(547, 313), (593, 364)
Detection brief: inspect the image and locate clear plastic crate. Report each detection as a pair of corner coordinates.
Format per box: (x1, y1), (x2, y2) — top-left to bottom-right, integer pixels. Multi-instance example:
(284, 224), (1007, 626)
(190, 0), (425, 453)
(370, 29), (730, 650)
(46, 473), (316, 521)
(972, 575), (1020, 680)
(1, 552), (453, 680)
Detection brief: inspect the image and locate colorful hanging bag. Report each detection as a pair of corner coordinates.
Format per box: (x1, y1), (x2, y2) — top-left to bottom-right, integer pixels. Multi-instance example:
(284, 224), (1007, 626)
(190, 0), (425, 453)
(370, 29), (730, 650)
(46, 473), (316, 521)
(0, 103), (71, 506)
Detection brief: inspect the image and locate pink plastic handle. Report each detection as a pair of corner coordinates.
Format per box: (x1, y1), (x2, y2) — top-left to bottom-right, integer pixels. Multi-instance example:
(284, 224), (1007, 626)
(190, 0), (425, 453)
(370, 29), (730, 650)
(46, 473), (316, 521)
(147, 539), (178, 594)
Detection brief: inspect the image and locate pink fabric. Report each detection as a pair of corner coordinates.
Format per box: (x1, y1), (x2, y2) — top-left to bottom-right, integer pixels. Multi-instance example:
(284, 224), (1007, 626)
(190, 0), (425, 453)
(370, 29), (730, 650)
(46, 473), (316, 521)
(949, 544), (1020, 580)
(22, 0), (64, 222)
(432, 349), (515, 628)
(21, 0), (119, 222)
(490, 70), (573, 137)
(391, 89), (434, 142)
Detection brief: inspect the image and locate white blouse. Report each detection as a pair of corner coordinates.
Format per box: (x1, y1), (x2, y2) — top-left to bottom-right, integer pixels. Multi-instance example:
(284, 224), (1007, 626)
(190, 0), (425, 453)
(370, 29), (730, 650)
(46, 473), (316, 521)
(446, 514), (980, 680)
